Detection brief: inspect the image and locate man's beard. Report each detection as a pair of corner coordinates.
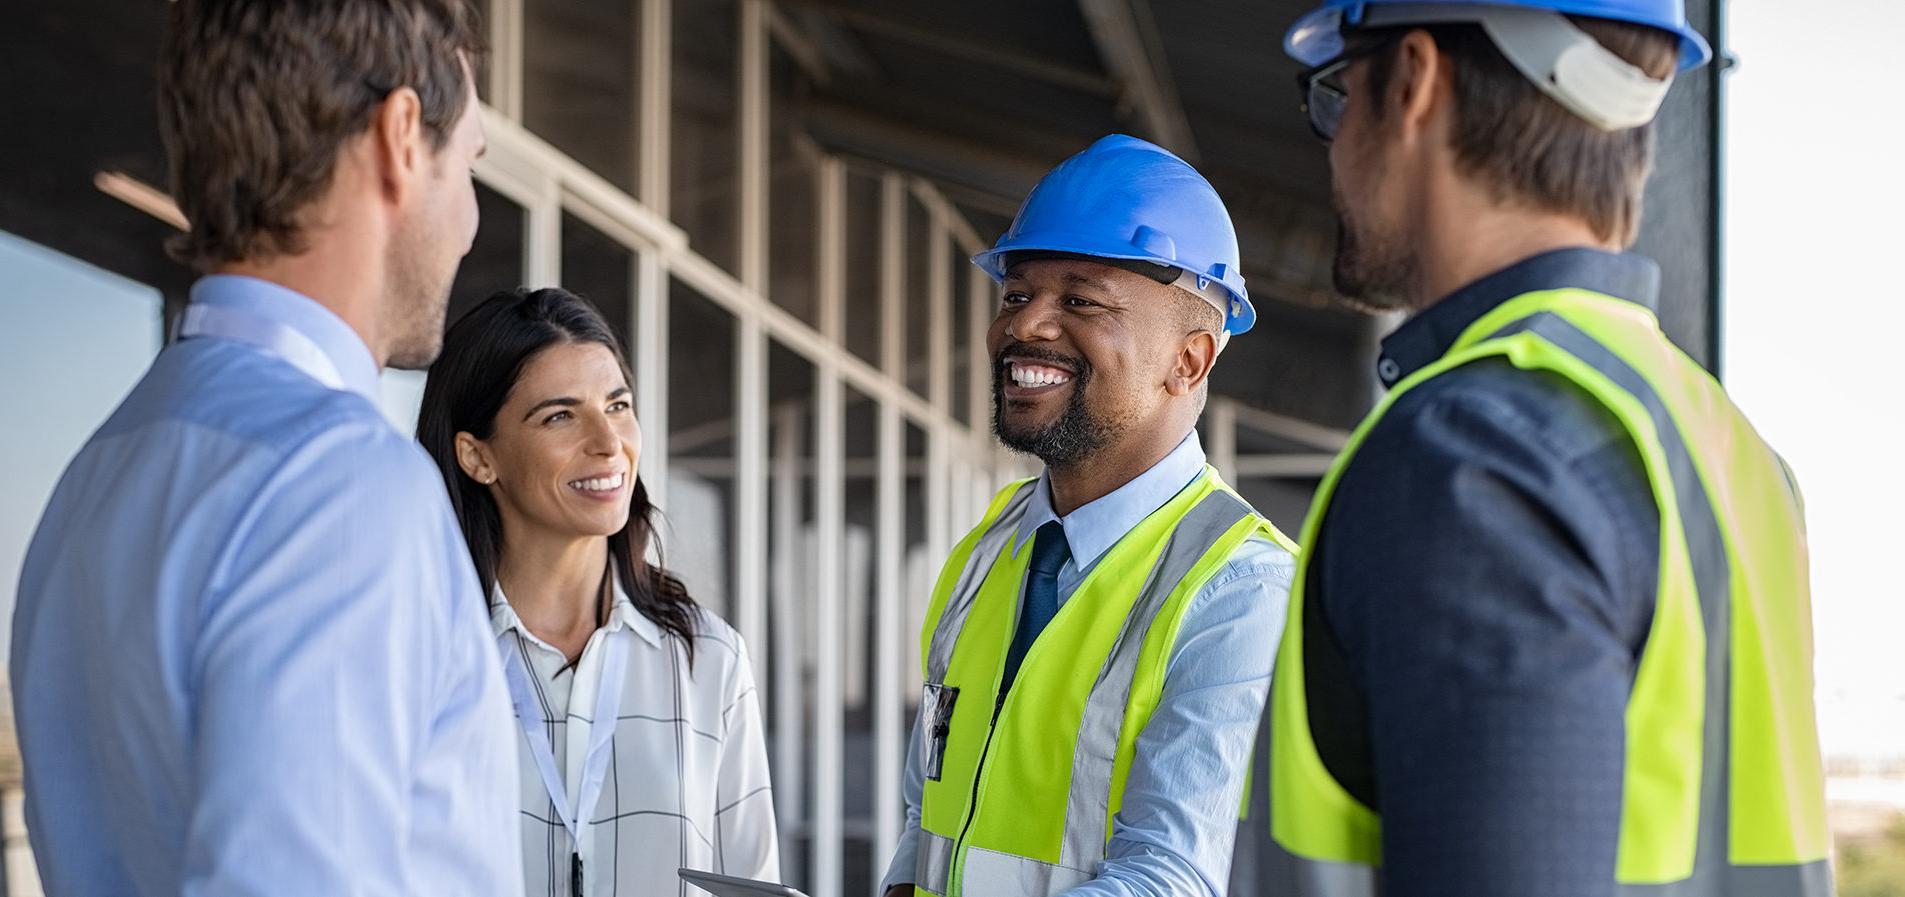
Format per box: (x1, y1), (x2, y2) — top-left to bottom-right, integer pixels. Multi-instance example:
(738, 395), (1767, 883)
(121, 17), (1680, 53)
(991, 345), (1117, 467)
(383, 215), (455, 371)
(1330, 185), (1416, 314)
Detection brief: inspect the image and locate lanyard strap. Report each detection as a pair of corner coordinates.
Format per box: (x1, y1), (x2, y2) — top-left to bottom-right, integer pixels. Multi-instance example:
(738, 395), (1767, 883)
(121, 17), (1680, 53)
(177, 303), (347, 390)
(502, 630), (630, 848)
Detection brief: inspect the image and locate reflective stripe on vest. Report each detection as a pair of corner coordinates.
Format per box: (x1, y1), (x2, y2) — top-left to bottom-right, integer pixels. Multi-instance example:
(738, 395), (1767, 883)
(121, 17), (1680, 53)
(920, 831), (956, 895)
(1062, 490), (1256, 871)
(1502, 315), (1832, 897)
(1266, 293), (1828, 896)
(917, 477), (1270, 897)
(1501, 313), (1733, 881)
(924, 484), (1039, 686)
(1249, 852), (1835, 897)
(961, 846), (1093, 896)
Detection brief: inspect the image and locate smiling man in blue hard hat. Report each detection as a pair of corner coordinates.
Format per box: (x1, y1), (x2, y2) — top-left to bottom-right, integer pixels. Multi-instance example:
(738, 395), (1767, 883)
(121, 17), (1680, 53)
(1259, 2), (1831, 896)
(878, 134), (1299, 897)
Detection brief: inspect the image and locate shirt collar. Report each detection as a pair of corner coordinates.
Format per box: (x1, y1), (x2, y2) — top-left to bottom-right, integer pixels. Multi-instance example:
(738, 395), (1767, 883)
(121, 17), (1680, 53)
(187, 274), (383, 402)
(1015, 430), (1208, 569)
(1376, 248), (1662, 387)
(489, 566), (661, 649)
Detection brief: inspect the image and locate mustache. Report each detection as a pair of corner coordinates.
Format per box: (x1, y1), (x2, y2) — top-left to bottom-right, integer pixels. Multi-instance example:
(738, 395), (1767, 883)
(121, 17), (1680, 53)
(992, 342), (1089, 379)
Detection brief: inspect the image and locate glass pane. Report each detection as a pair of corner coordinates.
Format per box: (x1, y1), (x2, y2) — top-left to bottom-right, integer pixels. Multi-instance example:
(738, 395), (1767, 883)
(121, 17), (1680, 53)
(448, 181), (526, 324)
(561, 210), (636, 351)
(843, 169), (883, 368)
(0, 232), (164, 674)
(904, 198), (933, 399)
(664, 278), (737, 623)
(966, 267), (997, 434)
(1235, 418), (1328, 455)
(839, 384), (879, 897)
(524, 0), (641, 193)
(765, 340), (818, 884)
(383, 182), (524, 435)
(902, 420), (932, 720)
(767, 44), (818, 327)
(671, 0), (739, 273)
(950, 249), (975, 427)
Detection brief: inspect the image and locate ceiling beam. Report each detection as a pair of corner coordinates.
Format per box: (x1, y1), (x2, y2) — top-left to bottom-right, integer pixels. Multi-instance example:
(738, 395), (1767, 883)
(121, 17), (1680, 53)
(932, 180), (1025, 222)
(804, 99), (1063, 200)
(800, 96), (1349, 307)
(776, 0), (1117, 98)
(766, 4), (834, 86)
(1076, 0), (1200, 161)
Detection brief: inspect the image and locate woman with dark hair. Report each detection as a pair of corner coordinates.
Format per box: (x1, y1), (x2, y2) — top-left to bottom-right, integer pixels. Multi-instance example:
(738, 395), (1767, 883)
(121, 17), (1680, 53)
(418, 287), (778, 897)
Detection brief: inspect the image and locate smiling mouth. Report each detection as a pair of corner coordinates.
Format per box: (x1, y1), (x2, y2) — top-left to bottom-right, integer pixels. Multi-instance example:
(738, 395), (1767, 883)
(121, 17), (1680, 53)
(567, 472), (626, 494)
(1007, 361), (1074, 389)
(998, 359), (1074, 394)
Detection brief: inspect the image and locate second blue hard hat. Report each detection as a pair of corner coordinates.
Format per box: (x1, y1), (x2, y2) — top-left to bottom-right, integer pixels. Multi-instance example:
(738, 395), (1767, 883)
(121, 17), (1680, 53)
(1284, 0), (1712, 71)
(972, 134), (1256, 336)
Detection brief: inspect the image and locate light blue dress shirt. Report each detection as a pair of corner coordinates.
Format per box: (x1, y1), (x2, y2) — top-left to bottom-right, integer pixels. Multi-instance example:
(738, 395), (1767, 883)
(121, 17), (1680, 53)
(9, 275), (522, 896)
(881, 432), (1294, 897)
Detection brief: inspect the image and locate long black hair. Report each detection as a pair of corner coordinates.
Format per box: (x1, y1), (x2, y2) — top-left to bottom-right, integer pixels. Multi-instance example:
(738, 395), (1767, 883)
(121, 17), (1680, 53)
(418, 286), (699, 662)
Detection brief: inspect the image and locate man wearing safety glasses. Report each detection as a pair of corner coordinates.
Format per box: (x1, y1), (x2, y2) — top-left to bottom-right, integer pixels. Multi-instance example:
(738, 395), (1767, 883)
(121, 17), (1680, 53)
(1257, 2), (1832, 896)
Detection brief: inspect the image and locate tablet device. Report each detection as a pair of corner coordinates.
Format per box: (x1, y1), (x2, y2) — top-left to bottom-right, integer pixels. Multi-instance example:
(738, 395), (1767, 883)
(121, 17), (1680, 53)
(678, 868), (813, 897)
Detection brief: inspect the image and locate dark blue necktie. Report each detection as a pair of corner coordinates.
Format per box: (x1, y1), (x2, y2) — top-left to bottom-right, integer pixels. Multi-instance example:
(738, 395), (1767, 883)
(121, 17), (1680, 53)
(1000, 521), (1071, 697)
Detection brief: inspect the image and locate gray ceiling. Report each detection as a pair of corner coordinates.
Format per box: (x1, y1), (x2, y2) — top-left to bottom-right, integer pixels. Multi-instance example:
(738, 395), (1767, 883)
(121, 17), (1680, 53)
(0, 0), (1723, 429)
(769, 0), (1382, 424)
(778, 0), (1345, 299)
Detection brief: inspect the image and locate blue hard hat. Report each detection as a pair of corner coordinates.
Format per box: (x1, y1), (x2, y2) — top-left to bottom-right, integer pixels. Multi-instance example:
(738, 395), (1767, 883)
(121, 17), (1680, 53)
(1284, 0), (1712, 72)
(973, 134), (1256, 335)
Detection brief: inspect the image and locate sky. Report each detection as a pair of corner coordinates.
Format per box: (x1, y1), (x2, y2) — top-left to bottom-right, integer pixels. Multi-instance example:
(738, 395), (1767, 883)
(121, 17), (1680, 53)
(1723, 0), (1905, 761)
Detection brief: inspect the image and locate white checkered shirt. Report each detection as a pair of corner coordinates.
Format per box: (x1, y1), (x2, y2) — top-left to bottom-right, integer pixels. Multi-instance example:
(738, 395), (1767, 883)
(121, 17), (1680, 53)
(492, 580), (779, 897)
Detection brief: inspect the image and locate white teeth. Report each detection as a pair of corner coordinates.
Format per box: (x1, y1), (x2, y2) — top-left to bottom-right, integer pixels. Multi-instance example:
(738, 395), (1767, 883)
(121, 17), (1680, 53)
(570, 473), (626, 492)
(1009, 363), (1073, 388)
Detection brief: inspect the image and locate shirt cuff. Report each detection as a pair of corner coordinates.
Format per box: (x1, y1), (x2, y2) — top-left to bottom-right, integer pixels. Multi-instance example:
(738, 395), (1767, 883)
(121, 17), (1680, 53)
(880, 823), (922, 894)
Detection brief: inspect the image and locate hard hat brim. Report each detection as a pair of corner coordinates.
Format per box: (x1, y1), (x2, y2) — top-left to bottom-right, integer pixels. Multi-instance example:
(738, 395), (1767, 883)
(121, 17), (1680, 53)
(1286, 7), (1350, 68)
(972, 241), (1258, 336)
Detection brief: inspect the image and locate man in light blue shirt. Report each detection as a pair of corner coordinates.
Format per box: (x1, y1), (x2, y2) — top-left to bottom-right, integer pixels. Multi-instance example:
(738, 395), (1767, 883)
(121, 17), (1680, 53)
(8, 2), (519, 894)
(882, 135), (1294, 897)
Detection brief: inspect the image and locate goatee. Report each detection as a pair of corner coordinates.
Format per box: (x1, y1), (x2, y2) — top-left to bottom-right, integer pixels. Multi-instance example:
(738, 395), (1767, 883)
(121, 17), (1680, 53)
(991, 345), (1115, 466)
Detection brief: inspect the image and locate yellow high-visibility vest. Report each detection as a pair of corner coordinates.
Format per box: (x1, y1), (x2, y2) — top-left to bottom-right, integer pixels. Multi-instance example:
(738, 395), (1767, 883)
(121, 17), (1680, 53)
(914, 467), (1296, 897)
(1269, 288), (1831, 895)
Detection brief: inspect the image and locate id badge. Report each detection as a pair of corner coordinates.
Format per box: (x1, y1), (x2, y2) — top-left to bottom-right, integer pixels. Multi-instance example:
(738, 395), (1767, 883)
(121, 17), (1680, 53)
(922, 682), (960, 782)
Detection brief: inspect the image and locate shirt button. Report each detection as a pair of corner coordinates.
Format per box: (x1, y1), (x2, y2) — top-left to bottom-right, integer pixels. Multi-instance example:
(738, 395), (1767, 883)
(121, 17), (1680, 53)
(1377, 357), (1401, 384)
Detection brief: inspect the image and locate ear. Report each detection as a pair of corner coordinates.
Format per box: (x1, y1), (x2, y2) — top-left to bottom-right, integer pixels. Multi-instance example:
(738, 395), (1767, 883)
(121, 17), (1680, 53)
(455, 431), (499, 487)
(370, 86), (428, 203)
(1390, 29), (1449, 147)
(1166, 328), (1221, 398)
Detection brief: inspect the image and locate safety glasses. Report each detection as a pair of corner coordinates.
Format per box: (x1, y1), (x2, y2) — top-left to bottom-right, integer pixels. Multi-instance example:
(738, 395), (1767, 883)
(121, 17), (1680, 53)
(1296, 40), (1391, 143)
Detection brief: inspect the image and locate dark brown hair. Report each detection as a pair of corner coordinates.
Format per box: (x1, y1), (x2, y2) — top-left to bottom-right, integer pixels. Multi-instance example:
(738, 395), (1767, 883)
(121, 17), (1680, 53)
(417, 287), (701, 663)
(158, 0), (484, 271)
(1357, 18), (1679, 246)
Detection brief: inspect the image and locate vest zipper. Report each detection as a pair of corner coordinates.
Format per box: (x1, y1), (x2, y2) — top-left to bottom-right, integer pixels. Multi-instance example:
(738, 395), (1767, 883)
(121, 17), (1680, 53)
(945, 579), (1026, 897)
(945, 686), (1012, 896)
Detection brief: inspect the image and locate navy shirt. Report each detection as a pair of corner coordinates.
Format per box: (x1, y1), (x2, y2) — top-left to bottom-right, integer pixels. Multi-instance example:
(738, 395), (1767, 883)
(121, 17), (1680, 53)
(1308, 248), (1665, 897)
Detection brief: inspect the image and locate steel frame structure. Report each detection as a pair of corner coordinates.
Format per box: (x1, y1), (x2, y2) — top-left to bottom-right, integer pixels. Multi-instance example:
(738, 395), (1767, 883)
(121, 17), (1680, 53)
(83, 3), (1347, 892)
